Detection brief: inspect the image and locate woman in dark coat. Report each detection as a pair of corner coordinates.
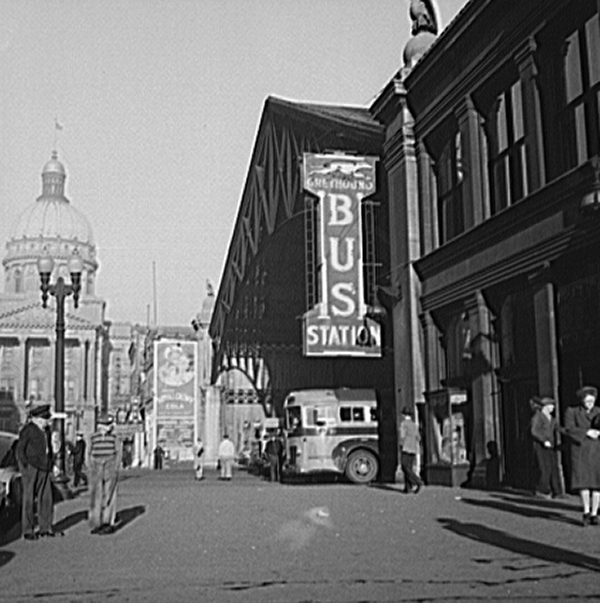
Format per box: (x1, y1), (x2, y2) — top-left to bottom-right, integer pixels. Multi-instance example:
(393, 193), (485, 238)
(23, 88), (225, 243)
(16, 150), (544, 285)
(564, 385), (600, 526)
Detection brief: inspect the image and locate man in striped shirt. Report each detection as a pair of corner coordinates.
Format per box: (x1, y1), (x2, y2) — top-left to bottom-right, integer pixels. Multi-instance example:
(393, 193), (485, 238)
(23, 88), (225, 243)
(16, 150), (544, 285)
(89, 415), (119, 535)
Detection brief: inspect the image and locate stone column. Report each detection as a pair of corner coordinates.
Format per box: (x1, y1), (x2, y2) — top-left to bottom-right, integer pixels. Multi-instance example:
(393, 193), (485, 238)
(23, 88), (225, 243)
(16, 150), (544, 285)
(420, 311), (443, 392)
(371, 74), (426, 418)
(416, 140), (437, 255)
(530, 266), (564, 492)
(16, 336), (26, 422)
(530, 267), (560, 404)
(466, 290), (500, 487)
(515, 37), (546, 193)
(22, 338), (30, 403)
(456, 96), (489, 229)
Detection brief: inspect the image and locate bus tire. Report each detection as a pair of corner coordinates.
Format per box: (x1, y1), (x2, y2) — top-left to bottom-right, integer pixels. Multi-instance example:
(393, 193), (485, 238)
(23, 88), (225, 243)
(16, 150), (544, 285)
(345, 449), (378, 484)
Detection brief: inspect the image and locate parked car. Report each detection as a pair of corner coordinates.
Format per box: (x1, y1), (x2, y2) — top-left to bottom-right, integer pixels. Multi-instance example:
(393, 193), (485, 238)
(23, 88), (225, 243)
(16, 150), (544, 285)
(0, 431), (21, 520)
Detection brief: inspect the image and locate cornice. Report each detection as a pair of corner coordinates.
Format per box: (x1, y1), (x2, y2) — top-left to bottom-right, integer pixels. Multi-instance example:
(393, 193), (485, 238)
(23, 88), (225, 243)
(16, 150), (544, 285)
(406, 0), (565, 137)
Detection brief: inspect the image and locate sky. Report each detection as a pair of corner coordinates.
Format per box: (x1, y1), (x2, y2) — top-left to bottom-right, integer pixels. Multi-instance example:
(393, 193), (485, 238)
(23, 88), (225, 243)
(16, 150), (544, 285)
(0, 0), (468, 327)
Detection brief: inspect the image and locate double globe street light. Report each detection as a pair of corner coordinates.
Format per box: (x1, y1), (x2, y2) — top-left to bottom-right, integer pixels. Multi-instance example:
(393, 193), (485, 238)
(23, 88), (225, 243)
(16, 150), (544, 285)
(37, 251), (83, 498)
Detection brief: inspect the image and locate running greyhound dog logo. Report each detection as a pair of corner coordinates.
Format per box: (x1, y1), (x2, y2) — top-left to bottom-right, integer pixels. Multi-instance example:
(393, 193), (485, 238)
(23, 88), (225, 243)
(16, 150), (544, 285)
(307, 159), (373, 180)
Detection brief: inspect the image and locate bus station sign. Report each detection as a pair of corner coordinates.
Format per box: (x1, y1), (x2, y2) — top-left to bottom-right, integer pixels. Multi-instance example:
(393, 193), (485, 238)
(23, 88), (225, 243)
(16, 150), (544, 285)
(302, 152), (381, 357)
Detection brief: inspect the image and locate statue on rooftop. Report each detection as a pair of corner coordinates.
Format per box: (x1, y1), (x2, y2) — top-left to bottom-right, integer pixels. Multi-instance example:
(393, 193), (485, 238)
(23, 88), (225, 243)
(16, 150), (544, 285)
(409, 0), (439, 36)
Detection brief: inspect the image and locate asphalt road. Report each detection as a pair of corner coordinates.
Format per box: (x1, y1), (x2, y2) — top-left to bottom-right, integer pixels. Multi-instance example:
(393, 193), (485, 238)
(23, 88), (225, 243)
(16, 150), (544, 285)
(1, 467), (599, 602)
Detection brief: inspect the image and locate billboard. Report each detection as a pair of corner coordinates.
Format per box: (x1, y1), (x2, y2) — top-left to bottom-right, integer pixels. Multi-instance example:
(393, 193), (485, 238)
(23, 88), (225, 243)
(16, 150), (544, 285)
(302, 152), (381, 357)
(153, 340), (198, 461)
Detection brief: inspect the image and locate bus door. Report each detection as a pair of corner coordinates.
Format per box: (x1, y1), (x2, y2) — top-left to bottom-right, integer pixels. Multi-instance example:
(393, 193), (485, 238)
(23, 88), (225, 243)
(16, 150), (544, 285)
(304, 405), (335, 470)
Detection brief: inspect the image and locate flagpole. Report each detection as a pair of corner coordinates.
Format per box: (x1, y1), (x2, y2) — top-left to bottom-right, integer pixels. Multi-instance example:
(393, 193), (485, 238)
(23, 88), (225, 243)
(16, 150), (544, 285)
(152, 261), (158, 327)
(53, 117), (63, 151)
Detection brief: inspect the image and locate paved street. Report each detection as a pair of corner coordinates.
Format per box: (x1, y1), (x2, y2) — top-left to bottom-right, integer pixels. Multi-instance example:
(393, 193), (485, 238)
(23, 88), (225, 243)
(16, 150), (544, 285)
(1, 467), (599, 602)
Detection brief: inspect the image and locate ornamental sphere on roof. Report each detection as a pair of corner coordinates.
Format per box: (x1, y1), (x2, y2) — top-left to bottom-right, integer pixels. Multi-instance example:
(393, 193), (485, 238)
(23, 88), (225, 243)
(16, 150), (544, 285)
(403, 0), (440, 68)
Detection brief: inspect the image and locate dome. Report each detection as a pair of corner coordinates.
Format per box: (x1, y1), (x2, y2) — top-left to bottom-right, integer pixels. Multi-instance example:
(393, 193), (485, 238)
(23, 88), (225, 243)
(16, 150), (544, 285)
(9, 152), (94, 245)
(42, 154), (66, 176)
(12, 198), (94, 244)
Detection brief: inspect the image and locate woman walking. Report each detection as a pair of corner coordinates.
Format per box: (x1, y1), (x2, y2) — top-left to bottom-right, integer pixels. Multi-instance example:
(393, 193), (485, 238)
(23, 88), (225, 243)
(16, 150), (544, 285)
(564, 385), (600, 526)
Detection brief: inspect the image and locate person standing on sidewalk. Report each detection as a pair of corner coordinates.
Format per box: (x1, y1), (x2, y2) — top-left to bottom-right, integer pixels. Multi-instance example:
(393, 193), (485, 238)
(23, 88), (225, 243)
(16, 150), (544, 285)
(398, 407), (423, 494)
(564, 386), (600, 526)
(218, 434), (235, 480)
(16, 404), (62, 540)
(265, 433), (283, 482)
(89, 415), (119, 535)
(153, 444), (165, 470)
(194, 438), (204, 480)
(72, 432), (88, 489)
(530, 396), (562, 498)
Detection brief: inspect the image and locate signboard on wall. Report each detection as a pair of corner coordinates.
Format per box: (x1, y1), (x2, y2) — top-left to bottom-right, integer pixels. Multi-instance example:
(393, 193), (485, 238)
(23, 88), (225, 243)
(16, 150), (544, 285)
(302, 152), (381, 357)
(153, 340), (198, 461)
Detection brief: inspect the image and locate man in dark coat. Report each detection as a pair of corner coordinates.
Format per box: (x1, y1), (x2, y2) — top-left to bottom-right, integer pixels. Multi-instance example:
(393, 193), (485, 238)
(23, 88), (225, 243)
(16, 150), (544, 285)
(265, 434), (283, 482)
(72, 432), (87, 488)
(530, 396), (562, 498)
(153, 444), (164, 470)
(16, 404), (61, 539)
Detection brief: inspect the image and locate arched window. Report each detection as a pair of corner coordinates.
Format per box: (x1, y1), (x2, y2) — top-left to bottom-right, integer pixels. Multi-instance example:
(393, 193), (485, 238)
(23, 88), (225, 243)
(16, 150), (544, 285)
(14, 268), (23, 294)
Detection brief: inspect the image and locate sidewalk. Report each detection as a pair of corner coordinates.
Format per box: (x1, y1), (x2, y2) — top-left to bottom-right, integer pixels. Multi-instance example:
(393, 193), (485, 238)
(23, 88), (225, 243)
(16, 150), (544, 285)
(1, 469), (600, 602)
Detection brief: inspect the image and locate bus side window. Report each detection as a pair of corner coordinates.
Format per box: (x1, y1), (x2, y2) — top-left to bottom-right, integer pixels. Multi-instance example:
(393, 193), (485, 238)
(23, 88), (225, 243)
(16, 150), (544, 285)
(340, 407), (351, 422)
(352, 407), (364, 422)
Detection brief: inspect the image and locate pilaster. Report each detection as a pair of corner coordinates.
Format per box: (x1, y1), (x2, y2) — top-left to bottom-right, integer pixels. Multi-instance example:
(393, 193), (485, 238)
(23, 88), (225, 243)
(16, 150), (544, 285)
(456, 96), (488, 229)
(515, 37), (546, 193)
(371, 73), (426, 422)
(528, 265), (560, 405)
(465, 290), (500, 487)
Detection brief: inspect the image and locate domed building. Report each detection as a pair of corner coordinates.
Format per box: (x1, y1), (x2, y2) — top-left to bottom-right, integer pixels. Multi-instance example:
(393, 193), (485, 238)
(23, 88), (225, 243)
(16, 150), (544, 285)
(0, 151), (107, 436)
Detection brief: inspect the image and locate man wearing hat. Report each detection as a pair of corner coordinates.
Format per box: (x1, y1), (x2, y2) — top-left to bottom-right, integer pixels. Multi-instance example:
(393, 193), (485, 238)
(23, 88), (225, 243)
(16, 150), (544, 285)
(530, 396), (562, 498)
(16, 404), (61, 539)
(88, 415), (120, 535)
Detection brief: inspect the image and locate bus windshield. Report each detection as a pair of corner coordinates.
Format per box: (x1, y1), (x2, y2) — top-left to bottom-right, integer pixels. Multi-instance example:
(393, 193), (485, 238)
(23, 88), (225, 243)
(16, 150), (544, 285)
(286, 406), (302, 431)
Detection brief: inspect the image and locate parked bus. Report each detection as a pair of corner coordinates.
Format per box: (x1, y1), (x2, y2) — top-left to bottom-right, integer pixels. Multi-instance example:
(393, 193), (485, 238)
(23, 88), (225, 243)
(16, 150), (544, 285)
(282, 388), (379, 484)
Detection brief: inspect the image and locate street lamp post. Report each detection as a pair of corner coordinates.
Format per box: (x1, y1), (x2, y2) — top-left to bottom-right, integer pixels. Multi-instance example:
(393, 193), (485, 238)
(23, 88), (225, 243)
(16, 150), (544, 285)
(37, 251), (83, 496)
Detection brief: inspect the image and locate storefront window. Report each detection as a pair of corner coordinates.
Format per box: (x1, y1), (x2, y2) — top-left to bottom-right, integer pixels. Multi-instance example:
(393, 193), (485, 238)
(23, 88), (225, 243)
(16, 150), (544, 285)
(426, 389), (469, 466)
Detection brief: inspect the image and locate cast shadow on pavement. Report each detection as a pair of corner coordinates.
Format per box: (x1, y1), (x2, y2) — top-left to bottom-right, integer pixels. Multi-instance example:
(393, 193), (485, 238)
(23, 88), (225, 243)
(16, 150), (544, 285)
(117, 473), (142, 483)
(458, 496), (580, 526)
(0, 511), (22, 547)
(491, 491), (578, 513)
(53, 505), (145, 535)
(0, 550), (15, 568)
(114, 505), (146, 532)
(55, 510), (88, 533)
(438, 517), (600, 572)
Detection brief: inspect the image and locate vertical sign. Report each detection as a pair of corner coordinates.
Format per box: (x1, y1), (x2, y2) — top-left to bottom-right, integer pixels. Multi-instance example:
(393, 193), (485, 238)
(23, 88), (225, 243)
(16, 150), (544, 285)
(153, 340), (198, 461)
(302, 152), (381, 357)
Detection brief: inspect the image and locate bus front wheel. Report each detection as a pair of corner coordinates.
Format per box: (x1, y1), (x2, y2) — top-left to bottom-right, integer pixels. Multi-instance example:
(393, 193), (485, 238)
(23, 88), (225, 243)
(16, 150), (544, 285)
(345, 450), (378, 484)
